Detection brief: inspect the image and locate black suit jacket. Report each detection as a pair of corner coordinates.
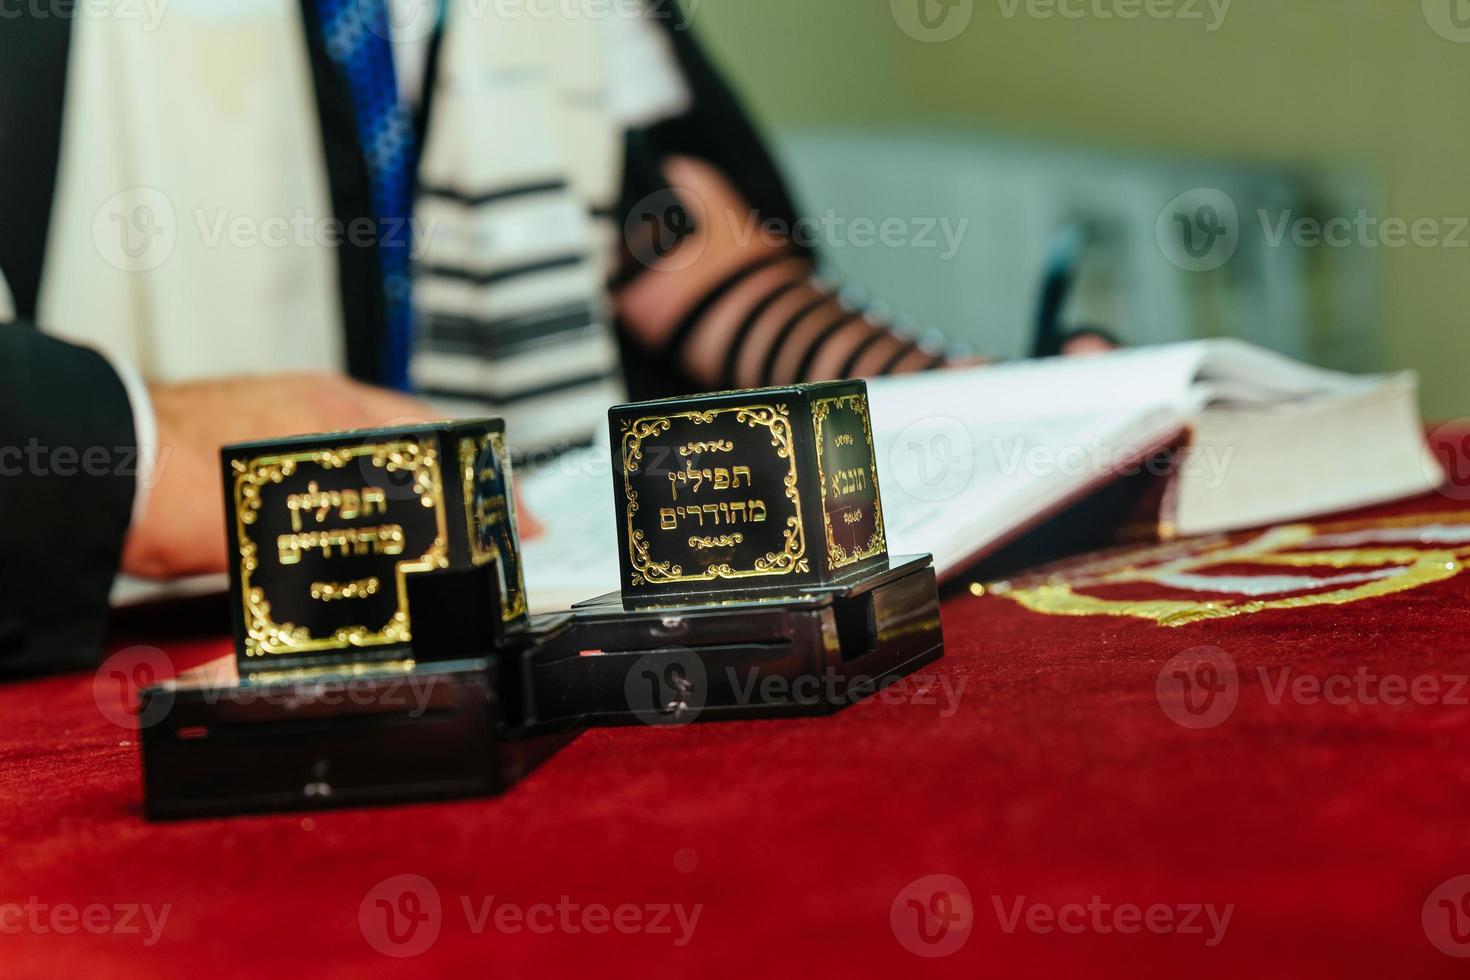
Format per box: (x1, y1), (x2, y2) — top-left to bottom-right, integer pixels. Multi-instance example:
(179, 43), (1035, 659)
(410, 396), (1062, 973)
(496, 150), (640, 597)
(0, 14), (134, 675)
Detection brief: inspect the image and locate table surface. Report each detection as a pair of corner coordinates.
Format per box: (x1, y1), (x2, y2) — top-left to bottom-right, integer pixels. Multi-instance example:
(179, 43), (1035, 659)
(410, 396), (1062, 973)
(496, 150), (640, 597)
(6, 426), (1470, 979)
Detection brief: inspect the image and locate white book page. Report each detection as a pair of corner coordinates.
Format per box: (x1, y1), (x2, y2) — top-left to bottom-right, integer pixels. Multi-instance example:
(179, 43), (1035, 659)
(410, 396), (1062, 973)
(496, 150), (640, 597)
(520, 450), (622, 610)
(116, 342), (1382, 611)
(874, 403), (1183, 577)
(521, 346), (1219, 606)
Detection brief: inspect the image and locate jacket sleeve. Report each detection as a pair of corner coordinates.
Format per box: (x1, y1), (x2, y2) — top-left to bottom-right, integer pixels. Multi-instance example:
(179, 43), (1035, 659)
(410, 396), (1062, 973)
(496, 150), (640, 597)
(0, 322), (138, 677)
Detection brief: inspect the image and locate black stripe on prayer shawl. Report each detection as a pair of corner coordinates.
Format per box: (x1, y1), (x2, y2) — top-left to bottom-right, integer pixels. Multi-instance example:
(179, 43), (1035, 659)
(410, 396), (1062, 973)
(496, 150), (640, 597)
(418, 305), (602, 356)
(420, 368), (617, 406)
(418, 179), (570, 207)
(418, 253), (588, 287)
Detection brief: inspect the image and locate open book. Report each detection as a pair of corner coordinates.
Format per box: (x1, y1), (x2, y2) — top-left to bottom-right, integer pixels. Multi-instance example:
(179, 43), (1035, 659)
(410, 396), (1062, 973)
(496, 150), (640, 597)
(519, 340), (1444, 610)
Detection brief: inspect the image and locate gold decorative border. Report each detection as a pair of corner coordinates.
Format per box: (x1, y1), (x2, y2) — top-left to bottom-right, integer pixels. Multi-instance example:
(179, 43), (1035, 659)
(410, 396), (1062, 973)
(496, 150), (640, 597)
(458, 432), (529, 623)
(621, 404), (808, 586)
(812, 393), (887, 569)
(233, 440), (449, 659)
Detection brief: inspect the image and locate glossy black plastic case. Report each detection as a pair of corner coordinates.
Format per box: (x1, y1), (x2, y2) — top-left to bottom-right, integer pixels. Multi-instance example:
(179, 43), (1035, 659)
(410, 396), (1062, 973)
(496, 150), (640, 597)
(139, 615), (579, 820)
(528, 555), (944, 726)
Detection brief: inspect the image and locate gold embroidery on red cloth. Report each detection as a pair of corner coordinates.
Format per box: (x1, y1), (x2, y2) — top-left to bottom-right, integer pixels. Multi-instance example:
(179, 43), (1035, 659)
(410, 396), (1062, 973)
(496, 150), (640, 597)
(983, 513), (1470, 627)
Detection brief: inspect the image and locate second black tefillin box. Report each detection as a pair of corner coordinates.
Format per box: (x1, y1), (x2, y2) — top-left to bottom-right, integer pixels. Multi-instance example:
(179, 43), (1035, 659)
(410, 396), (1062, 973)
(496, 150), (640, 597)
(138, 419), (578, 819)
(527, 380), (945, 726)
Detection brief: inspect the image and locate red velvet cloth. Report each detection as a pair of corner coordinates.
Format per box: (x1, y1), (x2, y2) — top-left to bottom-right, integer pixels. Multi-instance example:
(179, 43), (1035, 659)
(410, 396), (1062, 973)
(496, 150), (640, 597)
(6, 426), (1470, 978)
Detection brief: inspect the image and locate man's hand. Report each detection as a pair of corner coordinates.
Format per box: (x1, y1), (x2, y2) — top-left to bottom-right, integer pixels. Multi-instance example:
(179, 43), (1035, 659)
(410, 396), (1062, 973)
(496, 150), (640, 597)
(122, 374), (438, 579)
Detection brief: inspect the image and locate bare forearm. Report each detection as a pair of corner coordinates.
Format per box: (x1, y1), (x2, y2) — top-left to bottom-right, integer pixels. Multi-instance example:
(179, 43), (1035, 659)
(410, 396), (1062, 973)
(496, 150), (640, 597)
(615, 157), (949, 389)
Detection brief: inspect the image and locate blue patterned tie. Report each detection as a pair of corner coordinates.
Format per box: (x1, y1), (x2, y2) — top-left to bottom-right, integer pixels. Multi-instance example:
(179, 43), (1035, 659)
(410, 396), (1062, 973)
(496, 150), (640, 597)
(313, 0), (418, 390)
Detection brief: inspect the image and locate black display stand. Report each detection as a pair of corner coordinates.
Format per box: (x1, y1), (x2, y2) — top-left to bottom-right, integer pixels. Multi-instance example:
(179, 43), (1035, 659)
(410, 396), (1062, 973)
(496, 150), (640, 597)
(526, 555), (943, 726)
(140, 617), (579, 820)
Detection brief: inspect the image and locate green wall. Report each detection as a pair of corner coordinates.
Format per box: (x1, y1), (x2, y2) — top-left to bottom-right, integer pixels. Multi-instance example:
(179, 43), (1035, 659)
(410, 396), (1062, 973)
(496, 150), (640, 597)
(692, 0), (1470, 418)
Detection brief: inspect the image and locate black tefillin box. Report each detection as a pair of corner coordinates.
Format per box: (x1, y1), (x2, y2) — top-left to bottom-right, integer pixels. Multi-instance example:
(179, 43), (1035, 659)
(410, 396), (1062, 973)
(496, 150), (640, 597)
(139, 419), (578, 820)
(527, 380), (945, 726)
(222, 419), (530, 674)
(612, 380), (889, 603)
